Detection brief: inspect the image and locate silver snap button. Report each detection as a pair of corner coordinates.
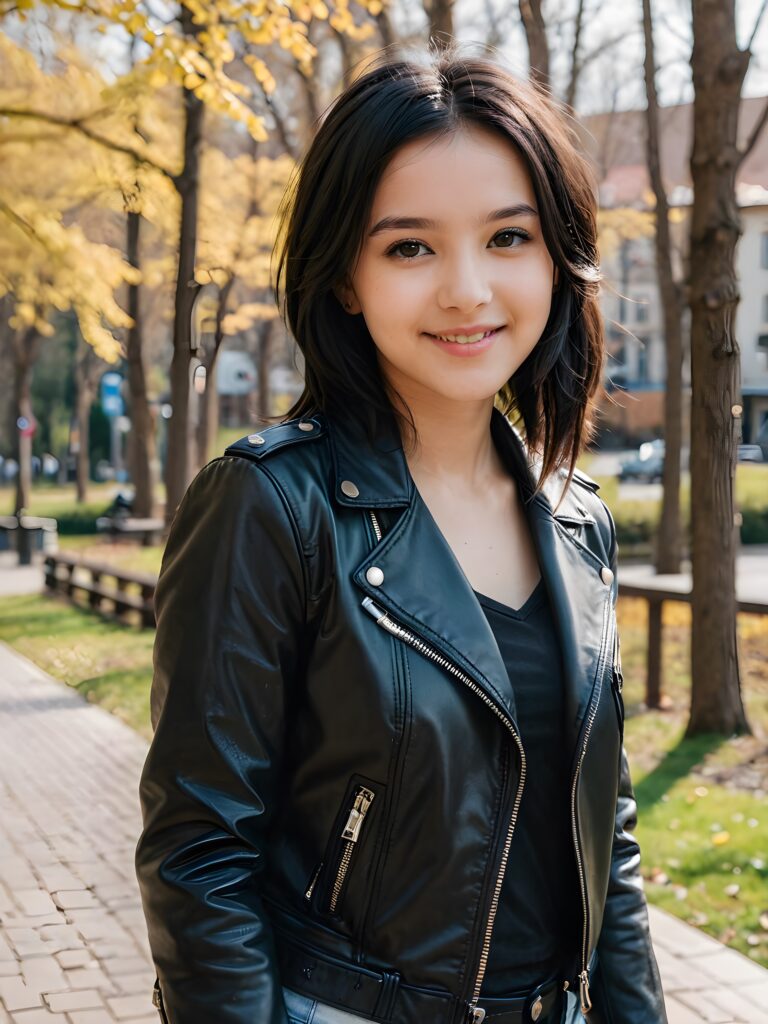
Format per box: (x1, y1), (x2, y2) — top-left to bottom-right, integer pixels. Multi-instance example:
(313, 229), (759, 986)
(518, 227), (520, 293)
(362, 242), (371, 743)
(298, 421), (314, 431)
(247, 433), (265, 446)
(340, 480), (360, 498)
(366, 566), (384, 586)
(530, 995), (543, 1021)
(600, 566), (614, 586)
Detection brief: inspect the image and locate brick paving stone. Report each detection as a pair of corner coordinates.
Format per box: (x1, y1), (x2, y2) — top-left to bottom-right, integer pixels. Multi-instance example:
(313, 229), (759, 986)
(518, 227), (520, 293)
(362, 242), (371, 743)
(19, 958), (67, 997)
(49, 896), (97, 913)
(103, 995), (153, 1021)
(66, 1012), (119, 1024)
(43, 992), (102, 1014)
(11, 1011), (69, 1023)
(51, 956), (90, 972)
(61, 969), (113, 994)
(12, 895), (58, 920)
(0, 978), (43, 1012)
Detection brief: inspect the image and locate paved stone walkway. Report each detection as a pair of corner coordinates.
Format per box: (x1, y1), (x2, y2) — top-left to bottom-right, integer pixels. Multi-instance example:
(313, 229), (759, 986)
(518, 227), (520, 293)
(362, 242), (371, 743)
(0, 636), (766, 1022)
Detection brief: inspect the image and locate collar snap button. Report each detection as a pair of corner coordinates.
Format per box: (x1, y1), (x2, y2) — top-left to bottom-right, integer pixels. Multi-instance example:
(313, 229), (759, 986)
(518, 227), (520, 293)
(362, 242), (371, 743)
(341, 480), (360, 498)
(247, 433), (265, 446)
(298, 421), (314, 431)
(366, 566), (384, 586)
(600, 566), (614, 586)
(530, 995), (543, 1021)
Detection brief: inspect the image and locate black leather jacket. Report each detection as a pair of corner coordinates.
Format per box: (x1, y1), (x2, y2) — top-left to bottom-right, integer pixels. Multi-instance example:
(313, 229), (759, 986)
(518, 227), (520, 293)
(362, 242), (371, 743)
(135, 407), (668, 1024)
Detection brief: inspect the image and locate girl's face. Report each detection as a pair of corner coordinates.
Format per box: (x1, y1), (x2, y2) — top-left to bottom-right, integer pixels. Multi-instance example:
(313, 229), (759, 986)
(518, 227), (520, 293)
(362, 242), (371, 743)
(341, 123), (557, 407)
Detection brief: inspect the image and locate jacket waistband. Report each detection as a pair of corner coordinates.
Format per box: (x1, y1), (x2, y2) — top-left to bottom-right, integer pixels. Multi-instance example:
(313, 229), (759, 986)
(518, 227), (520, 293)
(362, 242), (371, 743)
(275, 933), (564, 1024)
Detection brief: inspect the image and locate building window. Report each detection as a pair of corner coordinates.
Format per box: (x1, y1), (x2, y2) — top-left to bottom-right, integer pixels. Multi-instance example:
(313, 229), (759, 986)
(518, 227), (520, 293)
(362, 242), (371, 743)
(763, 294), (768, 323)
(762, 232), (768, 270)
(637, 339), (649, 382)
(636, 300), (649, 323)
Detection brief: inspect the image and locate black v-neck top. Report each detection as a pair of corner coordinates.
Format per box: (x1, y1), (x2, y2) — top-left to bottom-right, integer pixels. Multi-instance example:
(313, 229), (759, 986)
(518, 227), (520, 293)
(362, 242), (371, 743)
(474, 578), (579, 997)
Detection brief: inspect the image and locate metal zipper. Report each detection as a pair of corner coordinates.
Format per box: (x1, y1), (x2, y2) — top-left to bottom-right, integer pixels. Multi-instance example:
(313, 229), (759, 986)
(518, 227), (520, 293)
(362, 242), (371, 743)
(362, 504), (525, 1023)
(305, 861), (323, 901)
(328, 785), (376, 912)
(570, 596), (613, 1016)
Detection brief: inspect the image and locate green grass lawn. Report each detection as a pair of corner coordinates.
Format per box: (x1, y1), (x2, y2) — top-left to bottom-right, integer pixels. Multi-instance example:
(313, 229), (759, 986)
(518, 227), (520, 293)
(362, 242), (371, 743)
(617, 597), (768, 967)
(0, 537), (766, 966)
(0, 592), (155, 740)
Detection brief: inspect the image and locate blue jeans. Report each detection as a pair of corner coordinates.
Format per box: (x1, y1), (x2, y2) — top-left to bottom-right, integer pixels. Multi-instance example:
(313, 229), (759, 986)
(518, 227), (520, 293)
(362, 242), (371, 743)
(283, 986), (368, 1022)
(283, 985), (578, 1023)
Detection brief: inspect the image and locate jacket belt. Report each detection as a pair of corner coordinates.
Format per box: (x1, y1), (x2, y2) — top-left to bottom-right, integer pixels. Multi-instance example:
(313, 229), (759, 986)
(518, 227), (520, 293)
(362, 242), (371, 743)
(275, 934), (564, 1023)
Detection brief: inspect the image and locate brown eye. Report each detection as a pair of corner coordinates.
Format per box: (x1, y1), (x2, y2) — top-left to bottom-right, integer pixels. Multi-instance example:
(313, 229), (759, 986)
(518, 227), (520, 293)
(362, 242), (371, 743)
(387, 240), (429, 260)
(490, 229), (531, 248)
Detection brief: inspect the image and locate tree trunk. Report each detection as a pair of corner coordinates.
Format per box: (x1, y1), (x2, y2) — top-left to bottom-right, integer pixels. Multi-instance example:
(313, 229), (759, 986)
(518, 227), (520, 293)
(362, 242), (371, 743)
(641, 0), (685, 581)
(257, 320), (274, 421)
(12, 327), (39, 515)
(195, 279), (233, 468)
(164, 5), (204, 525)
(74, 343), (92, 504)
(423, 0), (454, 45)
(686, 0), (750, 736)
(125, 209), (157, 518)
(519, 0), (549, 90)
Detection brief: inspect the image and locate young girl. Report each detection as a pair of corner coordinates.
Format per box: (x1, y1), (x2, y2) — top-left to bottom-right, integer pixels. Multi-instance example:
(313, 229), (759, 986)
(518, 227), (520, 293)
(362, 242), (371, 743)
(135, 44), (668, 1024)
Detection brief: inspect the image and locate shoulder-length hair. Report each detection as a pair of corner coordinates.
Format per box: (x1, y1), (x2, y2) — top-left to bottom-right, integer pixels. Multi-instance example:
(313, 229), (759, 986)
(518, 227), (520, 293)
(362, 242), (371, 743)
(273, 42), (605, 492)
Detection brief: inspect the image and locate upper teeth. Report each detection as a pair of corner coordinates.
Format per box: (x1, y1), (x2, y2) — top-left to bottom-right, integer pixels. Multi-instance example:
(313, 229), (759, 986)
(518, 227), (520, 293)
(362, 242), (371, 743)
(434, 330), (494, 344)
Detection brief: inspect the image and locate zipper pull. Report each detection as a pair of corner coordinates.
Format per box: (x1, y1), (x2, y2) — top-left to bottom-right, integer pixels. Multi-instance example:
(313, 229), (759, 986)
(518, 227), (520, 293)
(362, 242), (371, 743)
(612, 624), (623, 692)
(579, 969), (592, 1014)
(342, 787), (375, 842)
(305, 861), (323, 901)
(468, 1005), (486, 1023)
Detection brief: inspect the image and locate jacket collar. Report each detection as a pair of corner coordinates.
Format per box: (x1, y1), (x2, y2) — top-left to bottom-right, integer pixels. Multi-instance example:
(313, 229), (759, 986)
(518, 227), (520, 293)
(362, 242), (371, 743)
(324, 407), (614, 754)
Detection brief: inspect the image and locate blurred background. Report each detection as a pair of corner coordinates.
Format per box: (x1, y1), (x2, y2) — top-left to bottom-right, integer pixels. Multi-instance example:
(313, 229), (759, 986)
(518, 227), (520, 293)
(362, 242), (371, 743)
(0, 2), (766, 1022)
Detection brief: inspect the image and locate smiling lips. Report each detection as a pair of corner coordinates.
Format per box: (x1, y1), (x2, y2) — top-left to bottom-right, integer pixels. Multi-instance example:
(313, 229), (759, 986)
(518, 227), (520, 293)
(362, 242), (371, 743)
(426, 326), (504, 345)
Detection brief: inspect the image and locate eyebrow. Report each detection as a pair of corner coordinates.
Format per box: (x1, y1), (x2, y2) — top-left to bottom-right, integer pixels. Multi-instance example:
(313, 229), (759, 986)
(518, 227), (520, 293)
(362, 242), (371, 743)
(368, 203), (539, 237)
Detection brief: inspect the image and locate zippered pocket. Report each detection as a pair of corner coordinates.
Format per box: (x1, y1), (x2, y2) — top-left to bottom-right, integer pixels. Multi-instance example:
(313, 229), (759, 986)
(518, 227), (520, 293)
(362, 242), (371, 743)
(610, 618), (624, 739)
(305, 774), (383, 917)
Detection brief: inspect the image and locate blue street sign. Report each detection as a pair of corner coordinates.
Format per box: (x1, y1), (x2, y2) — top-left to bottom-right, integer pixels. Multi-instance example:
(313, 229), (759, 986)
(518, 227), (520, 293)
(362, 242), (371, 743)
(101, 371), (124, 418)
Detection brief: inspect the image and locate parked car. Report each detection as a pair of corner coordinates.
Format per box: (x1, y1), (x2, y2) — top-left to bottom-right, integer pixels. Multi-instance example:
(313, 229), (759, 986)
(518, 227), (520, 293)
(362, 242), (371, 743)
(737, 444), (764, 463)
(618, 440), (666, 483)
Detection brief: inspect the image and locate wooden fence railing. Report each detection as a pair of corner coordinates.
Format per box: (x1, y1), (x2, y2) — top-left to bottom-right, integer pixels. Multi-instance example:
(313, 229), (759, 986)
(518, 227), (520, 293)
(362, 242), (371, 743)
(44, 553), (156, 628)
(618, 580), (767, 708)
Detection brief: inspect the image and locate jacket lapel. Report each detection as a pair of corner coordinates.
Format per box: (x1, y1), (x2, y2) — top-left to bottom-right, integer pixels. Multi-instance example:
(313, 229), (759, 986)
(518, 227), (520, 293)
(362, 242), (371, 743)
(326, 409), (612, 752)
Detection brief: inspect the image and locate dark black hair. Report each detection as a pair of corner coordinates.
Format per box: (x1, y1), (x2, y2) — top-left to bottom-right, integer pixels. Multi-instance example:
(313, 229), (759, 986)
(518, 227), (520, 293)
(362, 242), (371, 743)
(273, 41), (605, 491)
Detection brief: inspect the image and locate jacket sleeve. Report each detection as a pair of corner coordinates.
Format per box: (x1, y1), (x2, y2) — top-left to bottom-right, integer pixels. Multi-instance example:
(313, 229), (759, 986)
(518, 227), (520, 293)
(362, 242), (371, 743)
(135, 455), (307, 1024)
(593, 500), (669, 1024)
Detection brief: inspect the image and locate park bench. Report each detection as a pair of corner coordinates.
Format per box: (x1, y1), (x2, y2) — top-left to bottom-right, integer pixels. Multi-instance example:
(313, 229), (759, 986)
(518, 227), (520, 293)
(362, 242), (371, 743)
(95, 515), (165, 547)
(0, 514), (58, 564)
(44, 553), (156, 628)
(618, 577), (767, 708)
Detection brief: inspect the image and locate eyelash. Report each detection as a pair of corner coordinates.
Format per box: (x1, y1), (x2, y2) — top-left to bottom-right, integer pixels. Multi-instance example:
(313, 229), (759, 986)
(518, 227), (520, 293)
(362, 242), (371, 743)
(384, 227), (533, 261)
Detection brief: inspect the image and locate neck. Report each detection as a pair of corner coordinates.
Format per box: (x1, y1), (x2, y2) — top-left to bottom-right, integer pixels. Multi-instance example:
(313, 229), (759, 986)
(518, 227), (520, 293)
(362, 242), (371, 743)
(387, 384), (500, 490)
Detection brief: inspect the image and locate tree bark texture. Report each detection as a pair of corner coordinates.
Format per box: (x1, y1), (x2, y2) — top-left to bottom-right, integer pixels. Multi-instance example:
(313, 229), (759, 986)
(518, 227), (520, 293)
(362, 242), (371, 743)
(12, 327), (39, 515)
(519, 0), (549, 91)
(126, 209), (157, 518)
(424, 0), (454, 45)
(687, 0), (750, 735)
(642, 0), (685, 579)
(164, 5), (204, 525)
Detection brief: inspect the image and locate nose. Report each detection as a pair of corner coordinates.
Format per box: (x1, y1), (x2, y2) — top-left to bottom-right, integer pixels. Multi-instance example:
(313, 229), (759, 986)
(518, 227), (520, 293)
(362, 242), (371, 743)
(436, 248), (493, 312)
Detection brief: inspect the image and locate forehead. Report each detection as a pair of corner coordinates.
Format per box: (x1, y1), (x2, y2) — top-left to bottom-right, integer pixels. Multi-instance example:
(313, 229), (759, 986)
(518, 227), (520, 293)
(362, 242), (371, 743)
(370, 123), (536, 219)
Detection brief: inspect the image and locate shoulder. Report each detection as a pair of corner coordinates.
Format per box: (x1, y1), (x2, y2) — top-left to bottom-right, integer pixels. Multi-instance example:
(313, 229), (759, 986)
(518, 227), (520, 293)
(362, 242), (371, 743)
(223, 415), (328, 466)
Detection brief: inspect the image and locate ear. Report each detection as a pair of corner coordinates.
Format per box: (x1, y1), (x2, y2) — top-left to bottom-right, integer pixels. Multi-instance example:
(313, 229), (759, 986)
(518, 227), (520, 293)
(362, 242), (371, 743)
(333, 281), (361, 315)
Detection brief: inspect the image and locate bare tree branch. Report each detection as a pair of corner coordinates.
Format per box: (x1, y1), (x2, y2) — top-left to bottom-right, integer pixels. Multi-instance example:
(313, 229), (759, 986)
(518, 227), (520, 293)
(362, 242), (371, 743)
(745, 0), (768, 52)
(0, 108), (177, 180)
(738, 96), (768, 167)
